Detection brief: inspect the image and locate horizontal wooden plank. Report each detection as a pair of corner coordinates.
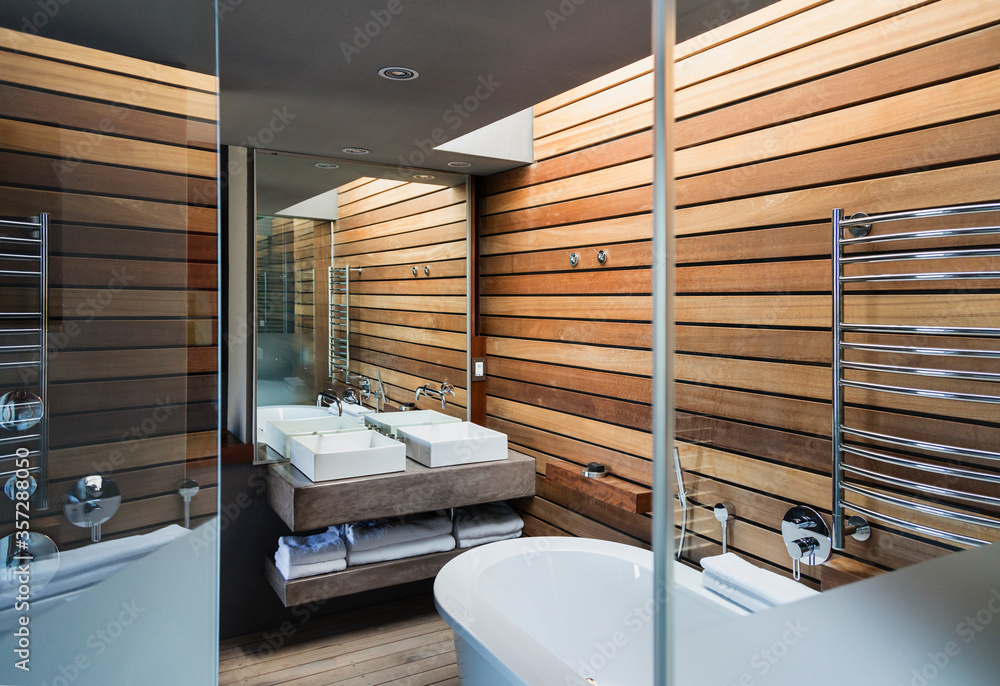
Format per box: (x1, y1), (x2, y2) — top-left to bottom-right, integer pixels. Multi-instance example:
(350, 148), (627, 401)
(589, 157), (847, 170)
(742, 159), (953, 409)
(534, 72), (653, 140)
(676, 25), (1000, 150)
(676, 414), (830, 473)
(48, 430), (217, 479)
(676, 325), (829, 363)
(677, 260), (826, 293)
(352, 334), (465, 369)
(481, 295), (651, 321)
(52, 256), (216, 290)
(333, 240), (465, 267)
(481, 240), (652, 275)
(0, 84), (215, 150)
(487, 336), (650, 376)
(676, 354), (829, 400)
(535, 56), (652, 116)
(349, 293), (465, 314)
(48, 319), (216, 349)
(516, 495), (647, 547)
(353, 347), (465, 388)
(488, 355), (652, 404)
(0, 27), (217, 92)
(676, 295), (828, 327)
(335, 221), (466, 257)
(487, 396), (651, 460)
(677, 382), (829, 435)
(339, 181), (442, 217)
(0, 186), (217, 234)
(535, 100), (653, 161)
(535, 473), (652, 542)
(479, 185), (652, 236)
(481, 317), (652, 349)
(49, 347), (217, 380)
(0, 48), (216, 120)
(677, 224), (828, 263)
(350, 277), (466, 297)
(50, 289), (216, 319)
(50, 374), (216, 414)
(676, 0), (997, 118)
(335, 185), (467, 232)
(481, 269), (651, 296)
(676, 71), (1000, 178)
(480, 214), (651, 254)
(351, 307), (465, 334)
(488, 377), (650, 432)
(482, 158), (651, 215)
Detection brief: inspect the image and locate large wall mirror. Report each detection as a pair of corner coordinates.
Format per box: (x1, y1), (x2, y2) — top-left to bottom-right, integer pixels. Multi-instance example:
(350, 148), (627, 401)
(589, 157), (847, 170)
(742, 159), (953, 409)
(251, 151), (470, 462)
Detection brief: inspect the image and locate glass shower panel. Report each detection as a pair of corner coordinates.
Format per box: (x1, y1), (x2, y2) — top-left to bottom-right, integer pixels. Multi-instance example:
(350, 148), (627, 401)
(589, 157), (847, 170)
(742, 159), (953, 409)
(255, 216), (319, 407)
(0, 4), (220, 684)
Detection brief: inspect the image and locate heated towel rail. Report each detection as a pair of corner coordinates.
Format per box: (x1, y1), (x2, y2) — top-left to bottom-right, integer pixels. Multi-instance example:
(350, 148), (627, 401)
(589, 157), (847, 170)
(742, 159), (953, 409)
(832, 202), (1000, 550)
(328, 265), (349, 380)
(0, 214), (49, 509)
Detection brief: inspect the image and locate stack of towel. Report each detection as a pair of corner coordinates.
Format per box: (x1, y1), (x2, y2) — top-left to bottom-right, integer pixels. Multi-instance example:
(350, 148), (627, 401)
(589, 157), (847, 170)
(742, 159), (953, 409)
(453, 501), (523, 549)
(274, 530), (347, 580)
(342, 510), (455, 566)
(700, 553), (818, 612)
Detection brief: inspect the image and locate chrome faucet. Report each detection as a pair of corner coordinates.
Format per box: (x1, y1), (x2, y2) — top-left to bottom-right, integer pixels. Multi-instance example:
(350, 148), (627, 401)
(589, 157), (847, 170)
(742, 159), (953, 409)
(316, 390), (342, 416)
(415, 382), (455, 410)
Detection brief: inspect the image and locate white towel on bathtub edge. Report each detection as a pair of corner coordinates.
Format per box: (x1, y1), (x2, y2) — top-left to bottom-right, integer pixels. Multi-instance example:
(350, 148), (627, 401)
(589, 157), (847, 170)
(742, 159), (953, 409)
(339, 510), (452, 552)
(456, 528), (523, 549)
(346, 533), (455, 567)
(274, 549), (347, 580)
(700, 553), (817, 610)
(453, 501), (523, 540)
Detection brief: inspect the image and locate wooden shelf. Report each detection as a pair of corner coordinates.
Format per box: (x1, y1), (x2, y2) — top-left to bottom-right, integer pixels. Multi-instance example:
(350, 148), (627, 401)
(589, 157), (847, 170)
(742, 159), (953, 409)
(266, 449), (536, 532)
(545, 459), (652, 513)
(265, 549), (464, 607)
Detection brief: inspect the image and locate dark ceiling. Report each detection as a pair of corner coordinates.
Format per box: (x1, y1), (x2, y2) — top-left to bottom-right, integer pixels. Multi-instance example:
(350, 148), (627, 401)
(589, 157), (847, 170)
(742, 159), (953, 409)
(2, 0), (779, 183)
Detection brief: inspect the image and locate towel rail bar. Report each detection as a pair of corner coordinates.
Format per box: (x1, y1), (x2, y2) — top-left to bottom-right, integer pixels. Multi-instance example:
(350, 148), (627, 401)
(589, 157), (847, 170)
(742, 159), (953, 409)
(841, 426), (1000, 463)
(841, 501), (987, 547)
(841, 360), (1000, 383)
(839, 342), (1000, 359)
(841, 444), (1000, 485)
(840, 483), (1000, 531)
(840, 464), (1000, 508)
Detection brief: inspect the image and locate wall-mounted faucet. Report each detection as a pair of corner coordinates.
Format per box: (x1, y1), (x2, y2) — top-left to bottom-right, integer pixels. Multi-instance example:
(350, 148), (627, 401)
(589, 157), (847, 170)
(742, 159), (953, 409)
(415, 382), (455, 410)
(316, 390), (342, 416)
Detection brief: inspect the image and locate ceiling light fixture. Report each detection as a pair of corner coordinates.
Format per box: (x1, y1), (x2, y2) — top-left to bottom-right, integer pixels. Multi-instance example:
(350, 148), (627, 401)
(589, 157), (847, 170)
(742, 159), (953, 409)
(378, 66), (419, 81)
(341, 147), (370, 155)
(314, 162), (339, 169)
(447, 161), (472, 168)
(412, 174), (436, 180)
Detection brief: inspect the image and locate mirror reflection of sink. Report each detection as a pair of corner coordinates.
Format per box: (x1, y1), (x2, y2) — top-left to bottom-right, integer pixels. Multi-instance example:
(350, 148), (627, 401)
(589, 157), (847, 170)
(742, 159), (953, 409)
(289, 430), (406, 482)
(257, 405), (329, 444)
(398, 422), (507, 468)
(364, 410), (461, 438)
(265, 416), (367, 458)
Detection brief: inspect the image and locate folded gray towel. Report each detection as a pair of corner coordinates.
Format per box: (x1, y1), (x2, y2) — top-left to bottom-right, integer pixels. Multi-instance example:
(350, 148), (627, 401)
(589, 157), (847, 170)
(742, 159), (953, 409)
(346, 533), (455, 567)
(278, 530), (346, 565)
(340, 510), (452, 552)
(453, 501), (523, 540)
(456, 528), (523, 549)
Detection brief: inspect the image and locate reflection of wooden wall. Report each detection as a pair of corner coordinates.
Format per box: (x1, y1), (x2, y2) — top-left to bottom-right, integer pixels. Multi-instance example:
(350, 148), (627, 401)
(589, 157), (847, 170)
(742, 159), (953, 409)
(332, 178), (467, 417)
(476, 0), (1000, 586)
(0, 28), (218, 547)
(256, 218), (322, 335)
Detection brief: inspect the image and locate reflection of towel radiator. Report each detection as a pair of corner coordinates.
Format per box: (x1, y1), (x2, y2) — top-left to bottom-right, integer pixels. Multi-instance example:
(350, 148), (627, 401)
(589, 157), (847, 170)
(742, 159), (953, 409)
(0, 214), (49, 509)
(832, 202), (1000, 549)
(329, 266), (349, 380)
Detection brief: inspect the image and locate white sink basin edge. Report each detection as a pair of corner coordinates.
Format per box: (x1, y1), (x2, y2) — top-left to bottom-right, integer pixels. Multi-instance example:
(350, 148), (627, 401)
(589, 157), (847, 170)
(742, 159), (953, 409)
(289, 430), (406, 482)
(398, 422), (507, 468)
(264, 416), (367, 458)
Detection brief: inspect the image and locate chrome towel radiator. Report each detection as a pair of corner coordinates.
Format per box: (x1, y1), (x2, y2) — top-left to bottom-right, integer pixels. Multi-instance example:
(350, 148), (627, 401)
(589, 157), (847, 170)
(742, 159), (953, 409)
(329, 265), (350, 380)
(832, 202), (1000, 550)
(0, 214), (49, 510)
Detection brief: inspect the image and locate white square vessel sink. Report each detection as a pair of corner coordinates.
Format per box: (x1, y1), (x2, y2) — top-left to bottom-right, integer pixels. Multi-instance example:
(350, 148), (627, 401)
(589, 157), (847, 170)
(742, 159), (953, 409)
(398, 422), (508, 468)
(364, 410), (461, 438)
(265, 416), (367, 458)
(289, 430), (406, 482)
(256, 405), (329, 443)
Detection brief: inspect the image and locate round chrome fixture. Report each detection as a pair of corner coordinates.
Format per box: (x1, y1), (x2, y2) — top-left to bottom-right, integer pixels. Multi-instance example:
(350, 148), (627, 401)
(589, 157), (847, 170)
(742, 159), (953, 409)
(412, 174), (436, 180)
(341, 147), (370, 155)
(378, 66), (419, 81)
(447, 161), (472, 168)
(314, 162), (339, 169)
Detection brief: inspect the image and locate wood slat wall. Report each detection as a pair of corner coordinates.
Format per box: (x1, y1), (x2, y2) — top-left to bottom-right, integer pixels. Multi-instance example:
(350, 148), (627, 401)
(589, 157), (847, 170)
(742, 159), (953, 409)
(476, 0), (1000, 585)
(0, 28), (218, 548)
(332, 179), (467, 416)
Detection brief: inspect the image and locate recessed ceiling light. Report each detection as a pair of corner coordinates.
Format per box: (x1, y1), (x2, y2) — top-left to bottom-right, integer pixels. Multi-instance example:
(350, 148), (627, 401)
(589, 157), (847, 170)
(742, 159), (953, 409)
(315, 162), (339, 169)
(342, 147), (370, 155)
(447, 161), (472, 168)
(412, 174), (436, 180)
(378, 66), (419, 81)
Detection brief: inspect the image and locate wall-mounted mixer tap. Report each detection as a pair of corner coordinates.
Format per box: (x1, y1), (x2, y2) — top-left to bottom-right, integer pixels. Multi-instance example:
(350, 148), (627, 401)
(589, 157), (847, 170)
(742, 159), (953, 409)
(415, 382), (455, 410)
(316, 390), (342, 416)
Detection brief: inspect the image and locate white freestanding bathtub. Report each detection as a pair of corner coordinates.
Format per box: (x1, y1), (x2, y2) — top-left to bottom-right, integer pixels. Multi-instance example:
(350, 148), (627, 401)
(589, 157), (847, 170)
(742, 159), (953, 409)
(434, 537), (748, 686)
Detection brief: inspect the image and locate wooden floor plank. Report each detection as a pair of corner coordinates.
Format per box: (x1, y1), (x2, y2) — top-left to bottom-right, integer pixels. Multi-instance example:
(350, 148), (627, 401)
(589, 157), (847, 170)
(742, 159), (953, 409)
(220, 596), (458, 686)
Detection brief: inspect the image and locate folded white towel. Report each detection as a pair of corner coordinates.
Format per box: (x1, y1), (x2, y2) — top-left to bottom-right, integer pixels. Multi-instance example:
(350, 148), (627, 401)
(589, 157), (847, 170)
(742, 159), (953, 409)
(341, 511), (452, 552)
(274, 550), (347, 580)
(347, 533), (455, 567)
(278, 530), (346, 565)
(453, 501), (523, 540)
(700, 553), (817, 611)
(456, 528), (522, 549)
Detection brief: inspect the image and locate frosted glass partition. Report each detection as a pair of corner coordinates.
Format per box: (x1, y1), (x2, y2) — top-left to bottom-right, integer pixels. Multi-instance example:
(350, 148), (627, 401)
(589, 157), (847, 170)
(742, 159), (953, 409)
(675, 543), (1000, 684)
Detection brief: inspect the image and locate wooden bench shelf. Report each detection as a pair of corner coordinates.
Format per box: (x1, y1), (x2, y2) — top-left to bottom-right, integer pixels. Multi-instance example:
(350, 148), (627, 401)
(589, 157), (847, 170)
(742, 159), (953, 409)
(545, 459), (652, 514)
(266, 449), (536, 532)
(264, 549), (465, 607)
